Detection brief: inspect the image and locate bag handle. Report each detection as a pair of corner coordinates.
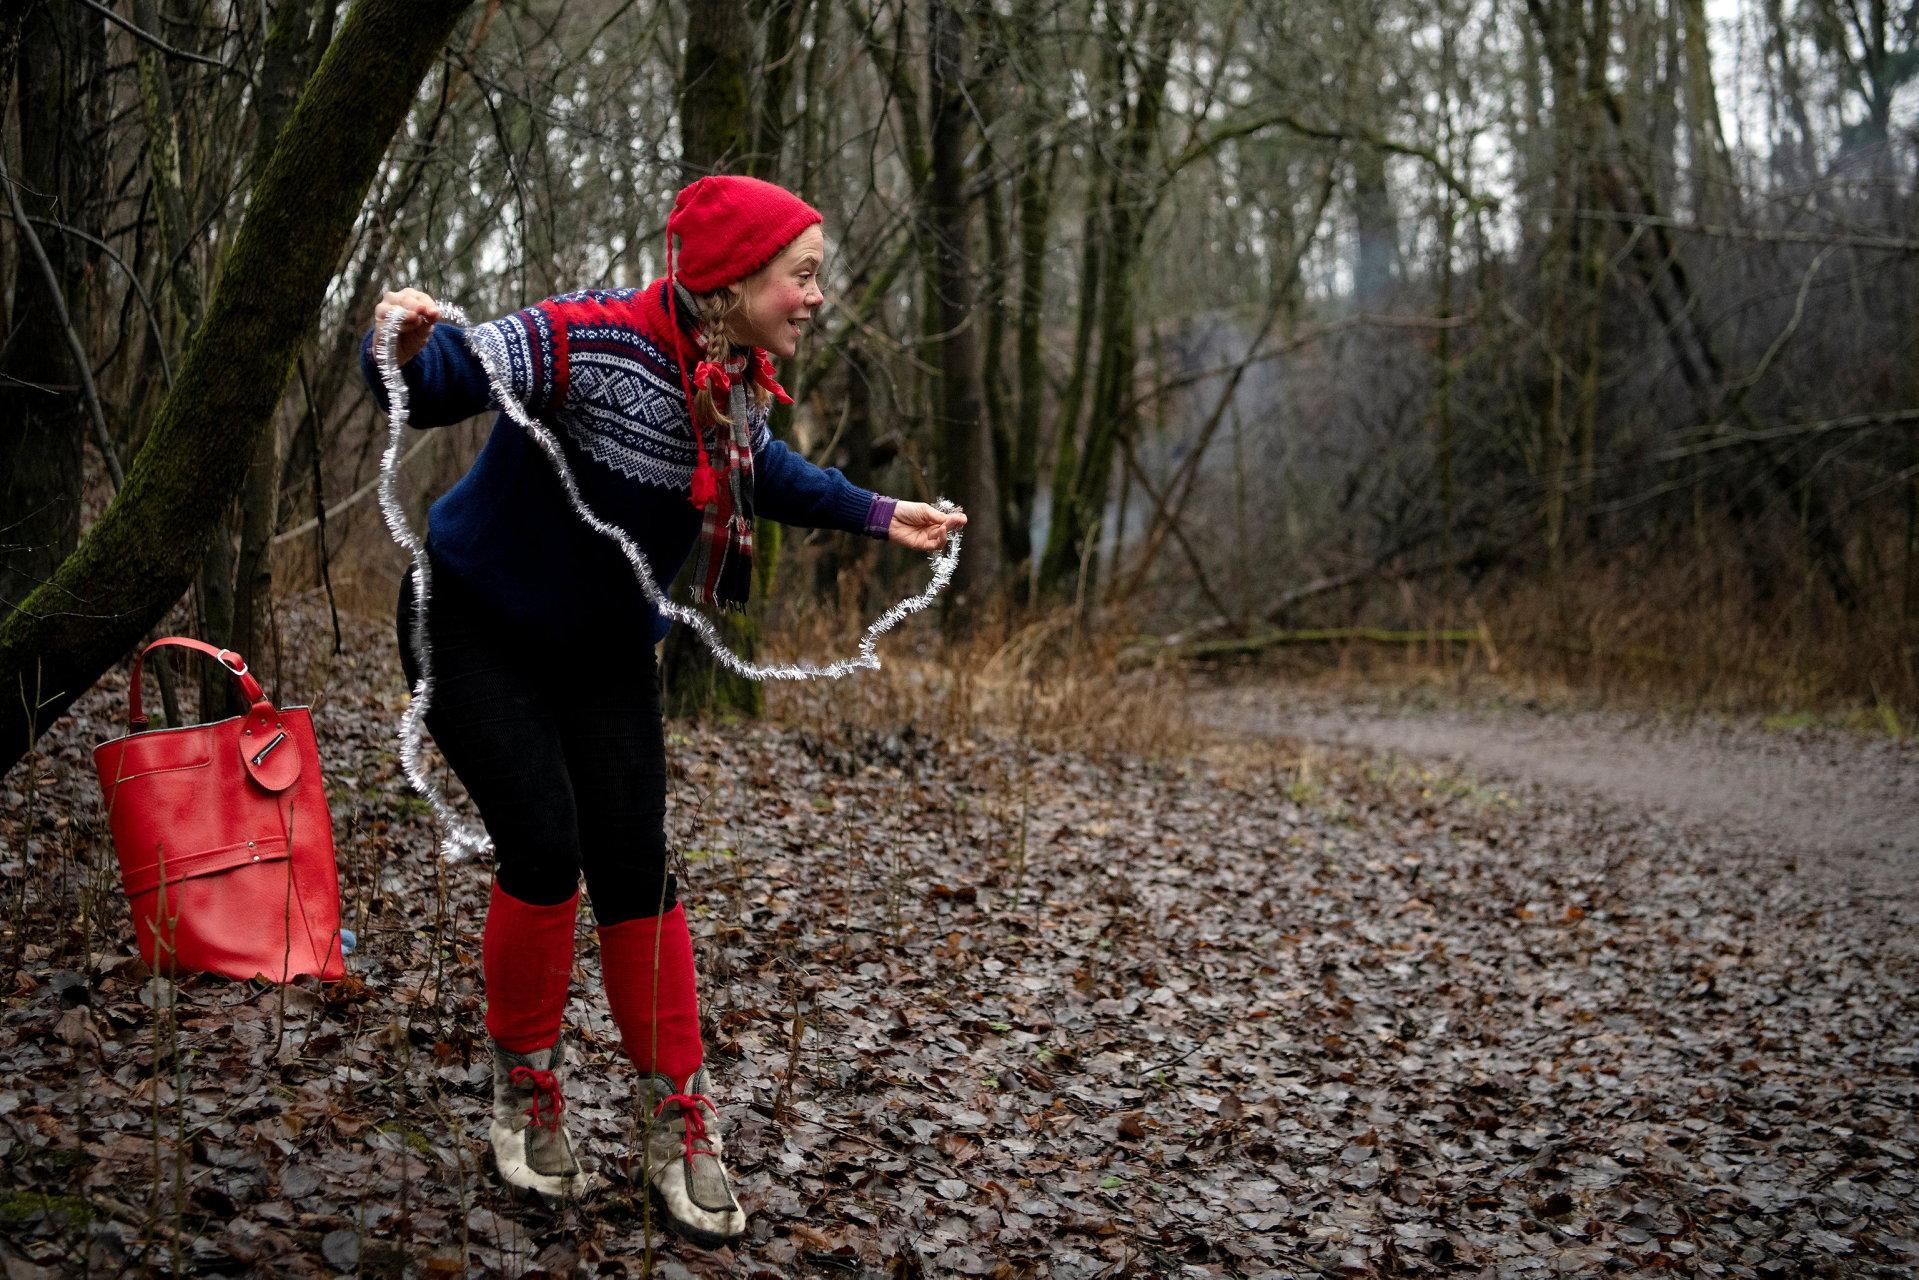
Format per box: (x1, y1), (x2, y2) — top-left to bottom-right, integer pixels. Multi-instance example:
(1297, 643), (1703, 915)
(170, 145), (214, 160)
(128, 637), (266, 731)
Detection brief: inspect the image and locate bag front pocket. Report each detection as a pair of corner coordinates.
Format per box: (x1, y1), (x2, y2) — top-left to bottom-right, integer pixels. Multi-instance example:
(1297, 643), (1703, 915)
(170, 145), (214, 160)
(94, 730), (214, 788)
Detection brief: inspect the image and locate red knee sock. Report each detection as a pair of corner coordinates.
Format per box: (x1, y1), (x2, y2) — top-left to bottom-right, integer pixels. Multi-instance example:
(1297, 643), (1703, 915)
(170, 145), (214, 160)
(597, 903), (704, 1090)
(483, 880), (579, 1053)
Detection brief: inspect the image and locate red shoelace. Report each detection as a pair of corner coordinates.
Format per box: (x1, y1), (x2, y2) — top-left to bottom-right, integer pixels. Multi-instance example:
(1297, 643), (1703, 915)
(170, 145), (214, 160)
(510, 1066), (565, 1132)
(654, 1091), (719, 1164)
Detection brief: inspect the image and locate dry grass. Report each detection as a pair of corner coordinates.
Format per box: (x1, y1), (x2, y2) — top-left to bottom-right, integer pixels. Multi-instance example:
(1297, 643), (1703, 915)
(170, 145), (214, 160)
(277, 511), (1913, 752)
(1123, 531), (1916, 731)
(1475, 542), (1916, 723)
(761, 592), (1202, 762)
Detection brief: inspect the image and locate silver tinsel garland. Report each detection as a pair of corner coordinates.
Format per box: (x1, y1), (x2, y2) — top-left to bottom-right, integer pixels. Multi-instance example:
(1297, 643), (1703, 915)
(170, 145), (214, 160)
(373, 306), (962, 860)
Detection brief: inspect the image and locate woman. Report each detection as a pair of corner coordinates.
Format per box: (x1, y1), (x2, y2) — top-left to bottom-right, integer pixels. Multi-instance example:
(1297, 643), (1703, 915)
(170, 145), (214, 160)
(361, 174), (964, 1245)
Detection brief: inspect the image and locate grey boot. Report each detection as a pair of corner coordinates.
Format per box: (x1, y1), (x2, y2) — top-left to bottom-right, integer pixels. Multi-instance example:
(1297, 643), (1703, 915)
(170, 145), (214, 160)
(489, 1032), (595, 1203)
(634, 1067), (746, 1247)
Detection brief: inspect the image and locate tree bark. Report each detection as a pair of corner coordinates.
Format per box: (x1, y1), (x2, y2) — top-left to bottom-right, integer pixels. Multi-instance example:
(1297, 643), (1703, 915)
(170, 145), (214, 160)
(0, 0), (478, 776)
(0, 2), (102, 621)
(1678, 0), (1738, 222)
(1037, 0), (1184, 602)
(1037, 31), (1119, 601)
(1351, 141), (1399, 302)
(132, 0), (233, 718)
(681, 0), (751, 174)
(225, 0), (324, 713)
(927, 0), (1001, 608)
(748, 0), (809, 178)
(663, 0), (766, 719)
(1007, 113), (1054, 600)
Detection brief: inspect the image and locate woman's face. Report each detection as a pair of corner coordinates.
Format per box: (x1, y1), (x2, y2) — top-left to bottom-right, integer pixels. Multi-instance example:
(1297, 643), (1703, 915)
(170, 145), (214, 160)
(730, 225), (825, 360)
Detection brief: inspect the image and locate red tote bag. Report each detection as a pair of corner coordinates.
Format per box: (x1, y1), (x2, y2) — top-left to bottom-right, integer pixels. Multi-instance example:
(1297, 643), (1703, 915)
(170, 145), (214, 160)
(91, 638), (346, 983)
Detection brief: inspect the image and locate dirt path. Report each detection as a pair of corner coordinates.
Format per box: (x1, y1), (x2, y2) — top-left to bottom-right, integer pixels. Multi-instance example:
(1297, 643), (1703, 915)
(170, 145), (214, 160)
(1192, 682), (1918, 910)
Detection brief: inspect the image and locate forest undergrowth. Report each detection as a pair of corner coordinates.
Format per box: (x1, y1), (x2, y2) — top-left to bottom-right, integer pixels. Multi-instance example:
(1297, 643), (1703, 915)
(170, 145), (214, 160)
(0, 590), (1913, 1278)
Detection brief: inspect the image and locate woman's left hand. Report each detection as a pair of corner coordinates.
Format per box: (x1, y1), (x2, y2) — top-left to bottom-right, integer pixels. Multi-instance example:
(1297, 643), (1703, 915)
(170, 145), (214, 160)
(888, 501), (967, 552)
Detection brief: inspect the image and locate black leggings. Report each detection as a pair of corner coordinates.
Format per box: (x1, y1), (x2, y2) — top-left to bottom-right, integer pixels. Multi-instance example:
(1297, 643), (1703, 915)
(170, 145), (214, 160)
(395, 559), (675, 925)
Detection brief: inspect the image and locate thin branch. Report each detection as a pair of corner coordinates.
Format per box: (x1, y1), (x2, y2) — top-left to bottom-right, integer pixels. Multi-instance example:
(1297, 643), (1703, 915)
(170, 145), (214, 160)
(76, 0), (238, 73)
(273, 431), (436, 546)
(1657, 408), (1919, 462)
(1572, 207), (1919, 253)
(1116, 434), (1236, 622)
(1723, 244), (1836, 406)
(0, 161), (124, 490)
(0, 209), (174, 391)
(1163, 106), (1491, 211)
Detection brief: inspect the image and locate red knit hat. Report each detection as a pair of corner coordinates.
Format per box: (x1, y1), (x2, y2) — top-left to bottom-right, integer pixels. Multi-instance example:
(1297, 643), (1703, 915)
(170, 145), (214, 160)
(666, 175), (822, 292)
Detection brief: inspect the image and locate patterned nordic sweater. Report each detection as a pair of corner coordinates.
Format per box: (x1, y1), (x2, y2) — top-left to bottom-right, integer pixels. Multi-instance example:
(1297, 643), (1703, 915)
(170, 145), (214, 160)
(359, 279), (893, 648)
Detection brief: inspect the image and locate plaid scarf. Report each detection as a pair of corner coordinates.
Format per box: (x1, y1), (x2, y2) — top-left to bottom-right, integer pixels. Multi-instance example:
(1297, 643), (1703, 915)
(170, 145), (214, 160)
(685, 346), (793, 612)
(656, 277), (798, 611)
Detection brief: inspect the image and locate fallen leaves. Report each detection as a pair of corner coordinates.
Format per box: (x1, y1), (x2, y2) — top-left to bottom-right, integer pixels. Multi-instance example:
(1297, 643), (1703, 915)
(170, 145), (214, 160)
(0, 594), (1913, 1275)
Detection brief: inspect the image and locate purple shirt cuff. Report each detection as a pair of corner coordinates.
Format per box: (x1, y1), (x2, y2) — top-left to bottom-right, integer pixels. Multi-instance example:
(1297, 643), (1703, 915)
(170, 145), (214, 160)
(864, 494), (898, 540)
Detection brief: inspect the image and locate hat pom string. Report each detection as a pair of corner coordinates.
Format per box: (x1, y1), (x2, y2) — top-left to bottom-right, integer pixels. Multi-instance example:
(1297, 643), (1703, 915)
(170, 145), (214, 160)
(665, 221), (721, 511)
(689, 442), (719, 507)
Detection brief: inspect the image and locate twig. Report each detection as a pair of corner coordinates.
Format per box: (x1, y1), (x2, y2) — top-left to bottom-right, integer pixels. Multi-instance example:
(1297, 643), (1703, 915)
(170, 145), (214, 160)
(1116, 434), (1236, 623)
(75, 0), (238, 72)
(1657, 407), (1919, 461)
(0, 155), (124, 489)
(1150, 626), (1484, 662)
(293, 356), (345, 652)
(0, 209), (175, 390)
(1571, 206), (1919, 253)
(272, 431), (434, 545)
(770, 988), (808, 1125)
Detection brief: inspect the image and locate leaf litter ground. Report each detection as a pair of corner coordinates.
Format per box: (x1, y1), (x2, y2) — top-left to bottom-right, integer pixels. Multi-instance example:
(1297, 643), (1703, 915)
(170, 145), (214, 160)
(0, 597), (1914, 1278)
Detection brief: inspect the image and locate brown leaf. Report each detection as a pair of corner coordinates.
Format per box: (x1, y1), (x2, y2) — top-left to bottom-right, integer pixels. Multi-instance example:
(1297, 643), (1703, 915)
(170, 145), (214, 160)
(53, 1006), (103, 1056)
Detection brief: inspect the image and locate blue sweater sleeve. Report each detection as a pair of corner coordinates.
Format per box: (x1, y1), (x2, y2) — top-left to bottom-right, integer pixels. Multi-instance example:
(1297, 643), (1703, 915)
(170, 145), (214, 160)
(358, 324), (492, 427)
(358, 306), (563, 427)
(752, 430), (883, 536)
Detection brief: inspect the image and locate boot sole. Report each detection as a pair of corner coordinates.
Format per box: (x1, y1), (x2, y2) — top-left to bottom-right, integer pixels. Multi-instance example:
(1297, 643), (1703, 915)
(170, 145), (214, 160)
(643, 1180), (745, 1250)
(491, 1151), (596, 1207)
(489, 1116), (596, 1207)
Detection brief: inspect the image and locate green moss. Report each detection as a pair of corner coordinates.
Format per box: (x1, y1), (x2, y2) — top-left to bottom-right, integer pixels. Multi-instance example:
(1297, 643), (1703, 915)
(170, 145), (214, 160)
(389, 792), (437, 817)
(0, 1190), (92, 1228)
(1765, 704), (1908, 738)
(371, 1119), (435, 1157)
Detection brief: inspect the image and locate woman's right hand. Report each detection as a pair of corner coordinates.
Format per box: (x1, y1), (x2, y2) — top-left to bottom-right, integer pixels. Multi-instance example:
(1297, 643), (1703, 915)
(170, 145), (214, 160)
(372, 288), (443, 367)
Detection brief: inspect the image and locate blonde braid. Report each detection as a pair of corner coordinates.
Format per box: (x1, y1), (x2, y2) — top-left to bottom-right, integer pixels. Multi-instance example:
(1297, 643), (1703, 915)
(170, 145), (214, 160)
(689, 288), (771, 427)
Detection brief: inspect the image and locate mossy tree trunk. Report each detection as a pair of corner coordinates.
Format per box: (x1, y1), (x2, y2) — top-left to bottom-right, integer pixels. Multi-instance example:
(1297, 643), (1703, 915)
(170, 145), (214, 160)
(1036, 0), (1184, 603)
(1006, 21), (1056, 601)
(663, 0), (766, 720)
(0, 2), (104, 623)
(0, 0), (477, 778)
(227, 0), (326, 712)
(926, 0), (1001, 610)
(131, 0), (238, 718)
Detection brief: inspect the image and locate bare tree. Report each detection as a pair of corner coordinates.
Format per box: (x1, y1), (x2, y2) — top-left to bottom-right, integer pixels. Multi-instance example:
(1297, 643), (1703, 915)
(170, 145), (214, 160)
(0, 0), (478, 775)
